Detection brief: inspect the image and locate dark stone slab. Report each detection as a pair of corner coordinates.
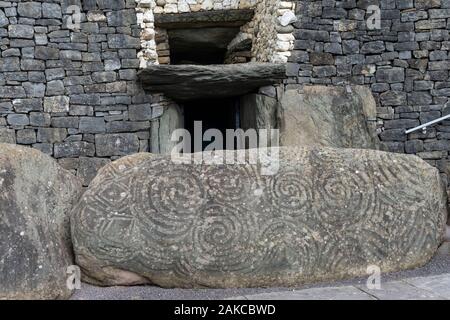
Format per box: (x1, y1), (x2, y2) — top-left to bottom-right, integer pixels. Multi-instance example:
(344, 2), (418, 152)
(0, 144), (82, 299)
(138, 63), (286, 101)
(154, 9), (254, 29)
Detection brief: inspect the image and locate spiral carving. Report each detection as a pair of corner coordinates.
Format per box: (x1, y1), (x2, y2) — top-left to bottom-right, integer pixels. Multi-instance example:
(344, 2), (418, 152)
(187, 204), (261, 273)
(267, 170), (313, 216)
(314, 165), (375, 227)
(71, 148), (446, 288)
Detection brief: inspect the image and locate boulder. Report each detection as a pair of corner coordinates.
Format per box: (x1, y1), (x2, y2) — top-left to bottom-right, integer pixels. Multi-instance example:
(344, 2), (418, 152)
(279, 86), (381, 149)
(71, 147), (447, 288)
(0, 144), (82, 299)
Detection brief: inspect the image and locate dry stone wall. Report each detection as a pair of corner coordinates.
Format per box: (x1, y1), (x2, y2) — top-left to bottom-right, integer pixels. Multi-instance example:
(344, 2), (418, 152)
(0, 0), (157, 185)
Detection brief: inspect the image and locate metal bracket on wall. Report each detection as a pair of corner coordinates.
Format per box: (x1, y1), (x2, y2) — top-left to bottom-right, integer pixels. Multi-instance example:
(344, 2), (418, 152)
(405, 113), (450, 135)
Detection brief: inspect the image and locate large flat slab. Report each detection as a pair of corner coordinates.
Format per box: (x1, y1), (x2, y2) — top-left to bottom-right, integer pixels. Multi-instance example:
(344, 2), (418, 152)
(279, 86), (381, 149)
(138, 63), (286, 101)
(405, 274), (450, 299)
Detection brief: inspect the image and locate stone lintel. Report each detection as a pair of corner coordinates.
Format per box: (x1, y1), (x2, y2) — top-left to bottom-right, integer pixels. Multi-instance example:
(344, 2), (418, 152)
(138, 63), (287, 101)
(154, 9), (255, 29)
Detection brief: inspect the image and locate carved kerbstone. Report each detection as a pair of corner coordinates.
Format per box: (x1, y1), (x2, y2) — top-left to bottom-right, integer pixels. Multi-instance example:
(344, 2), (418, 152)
(71, 147), (447, 288)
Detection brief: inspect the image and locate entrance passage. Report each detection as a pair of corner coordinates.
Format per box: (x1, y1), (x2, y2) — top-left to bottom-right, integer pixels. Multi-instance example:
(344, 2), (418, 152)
(183, 98), (240, 152)
(168, 27), (240, 65)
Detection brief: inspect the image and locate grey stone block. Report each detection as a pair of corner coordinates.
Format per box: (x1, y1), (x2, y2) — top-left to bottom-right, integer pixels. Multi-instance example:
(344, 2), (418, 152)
(0, 86), (26, 99)
(77, 157), (111, 187)
(44, 96), (70, 113)
(405, 140), (424, 153)
(54, 141), (95, 158)
(13, 98), (43, 113)
(7, 114), (29, 126)
(0, 57), (20, 72)
(0, 102), (13, 114)
(95, 133), (139, 156)
(384, 119), (419, 129)
(376, 68), (405, 83)
(37, 128), (68, 143)
(129, 104), (152, 121)
(107, 34), (141, 49)
(70, 94), (101, 105)
(21, 59), (45, 71)
(51, 117), (79, 128)
(92, 71), (117, 83)
(32, 143), (53, 155)
(342, 40), (360, 54)
(361, 41), (385, 54)
(17, 2), (42, 19)
(380, 129), (407, 141)
(408, 92), (433, 105)
(45, 68), (65, 81)
(46, 80), (65, 96)
(0, 9), (8, 28)
(310, 52), (334, 65)
(23, 82), (46, 98)
(16, 129), (36, 144)
(0, 128), (16, 144)
(79, 117), (106, 134)
(60, 50), (82, 61)
(106, 9), (136, 27)
(42, 3), (62, 19)
(30, 112), (51, 127)
(8, 24), (34, 39)
(35, 46), (59, 60)
(313, 66), (337, 77)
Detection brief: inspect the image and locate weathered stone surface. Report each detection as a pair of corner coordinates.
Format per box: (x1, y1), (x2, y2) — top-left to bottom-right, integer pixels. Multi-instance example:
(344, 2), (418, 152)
(107, 34), (141, 49)
(0, 144), (82, 299)
(18, 2), (42, 18)
(138, 63), (286, 101)
(95, 133), (140, 157)
(279, 86), (380, 149)
(0, 10), (8, 28)
(71, 147), (447, 288)
(44, 96), (70, 113)
(0, 128), (16, 144)
(8, 25), (34, 39)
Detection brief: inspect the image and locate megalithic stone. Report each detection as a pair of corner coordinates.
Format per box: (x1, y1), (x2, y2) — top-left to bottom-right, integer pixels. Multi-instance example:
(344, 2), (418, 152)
(0, 144), (83, 299)
(71, 147), (447, 288)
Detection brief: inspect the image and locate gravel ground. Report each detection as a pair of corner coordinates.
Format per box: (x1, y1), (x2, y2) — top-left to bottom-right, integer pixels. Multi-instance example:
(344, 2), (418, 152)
(71, 249), (450, 300)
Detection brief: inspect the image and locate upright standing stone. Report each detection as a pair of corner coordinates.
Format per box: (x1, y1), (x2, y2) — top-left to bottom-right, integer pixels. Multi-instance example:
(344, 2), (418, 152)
(0, 144), (83, 299)
(279, 86), (380, 149)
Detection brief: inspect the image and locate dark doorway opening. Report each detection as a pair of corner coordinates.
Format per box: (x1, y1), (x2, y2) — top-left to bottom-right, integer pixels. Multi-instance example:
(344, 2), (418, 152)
(183, 98), (240, 152)
(168, 27), (240, 65)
